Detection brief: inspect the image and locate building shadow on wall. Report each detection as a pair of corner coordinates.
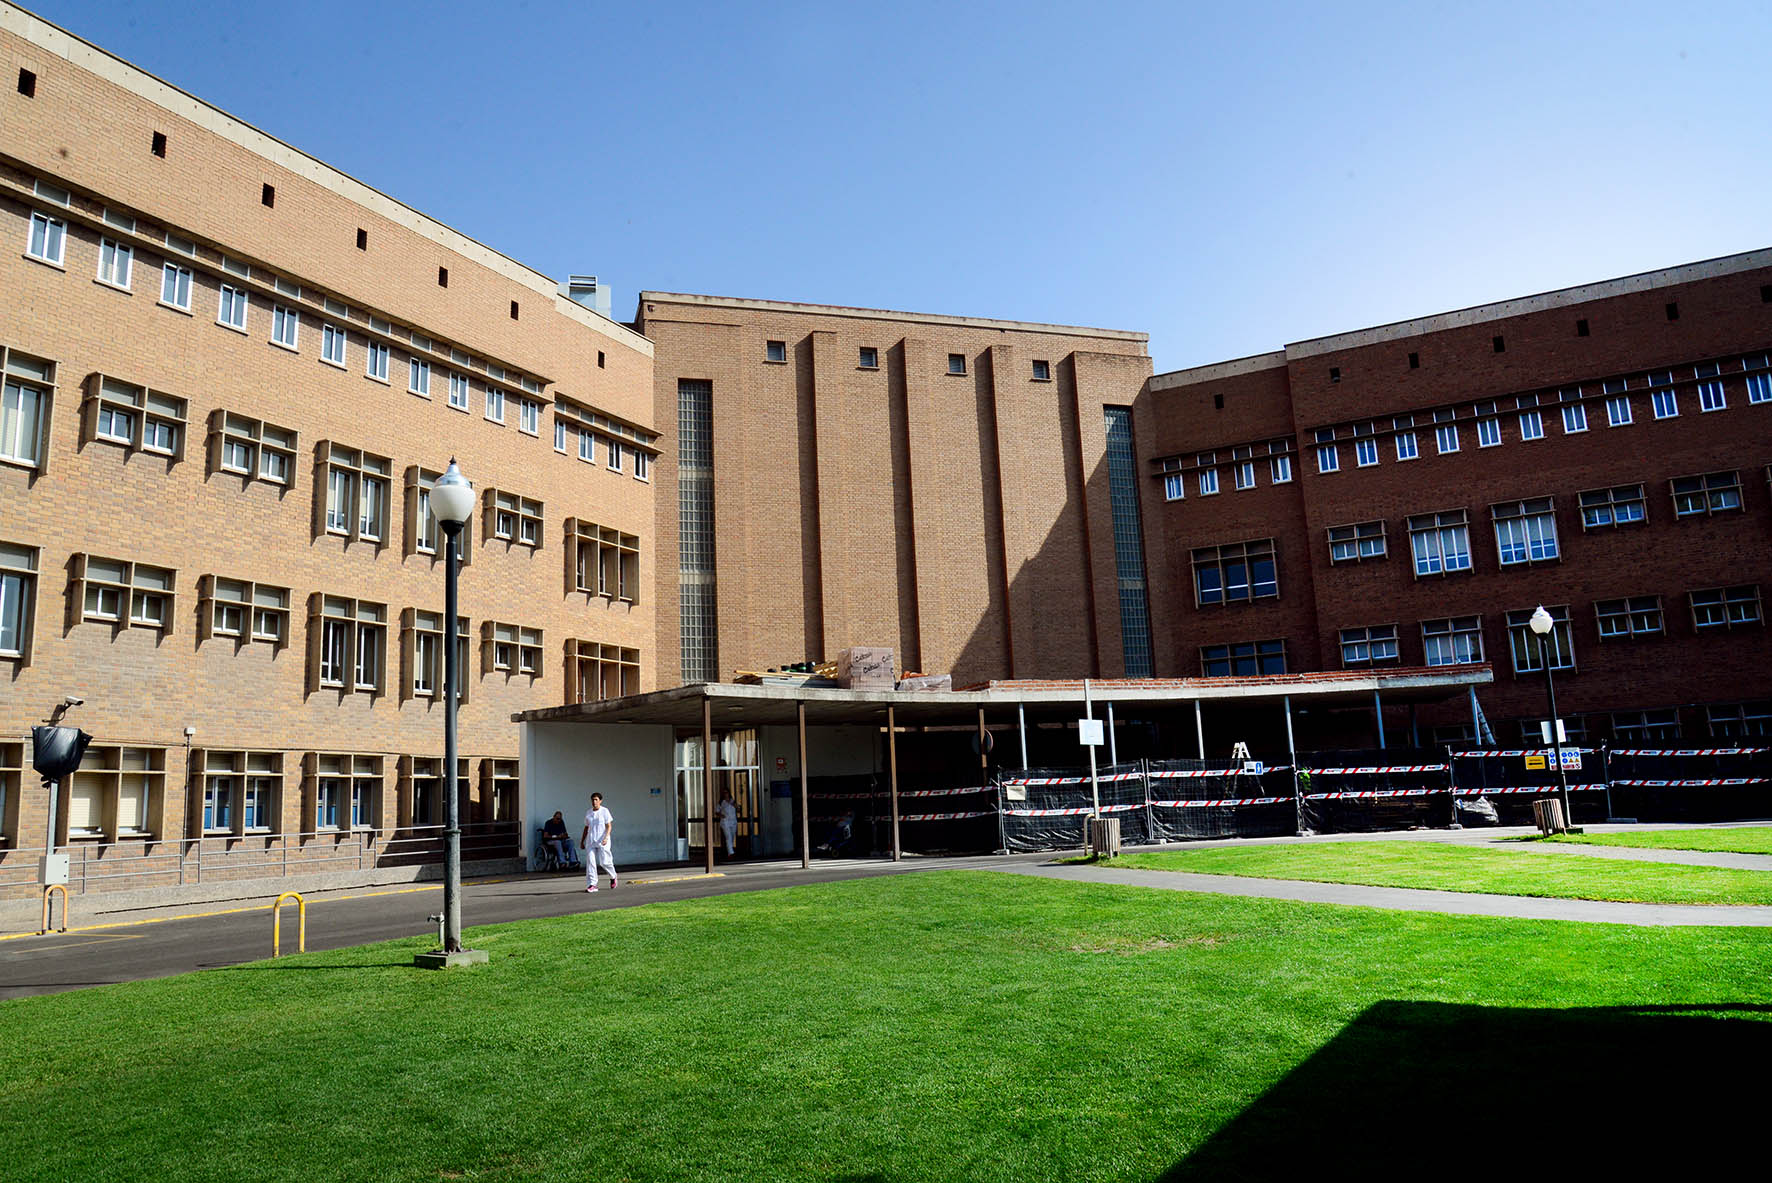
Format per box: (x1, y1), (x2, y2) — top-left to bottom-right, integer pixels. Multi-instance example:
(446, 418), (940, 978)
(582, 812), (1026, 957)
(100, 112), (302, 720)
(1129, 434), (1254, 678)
(1162, 999), (1771, 1179)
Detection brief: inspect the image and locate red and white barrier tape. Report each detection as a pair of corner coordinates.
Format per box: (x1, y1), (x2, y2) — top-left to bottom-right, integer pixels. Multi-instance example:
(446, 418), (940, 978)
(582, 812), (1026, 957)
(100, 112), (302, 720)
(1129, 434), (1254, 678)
(1612, 778), (1768, 787)
(1301, 765), (1447, 775)
(897, 786), (992, 798)
(1147, 768), (1286, 779)
(1151, 797), (1293, 808)
(1305, 788), (1440, 800)
(900, 810), (996, 821)
(1003, 802), (1144, 817)
(1000, 771), (1144, 786)
(1451, 749), (1596, 759)
(1454, 785), (1607, 795)
(1610, 749), (1767, 757)
(808, 791), (881, 800)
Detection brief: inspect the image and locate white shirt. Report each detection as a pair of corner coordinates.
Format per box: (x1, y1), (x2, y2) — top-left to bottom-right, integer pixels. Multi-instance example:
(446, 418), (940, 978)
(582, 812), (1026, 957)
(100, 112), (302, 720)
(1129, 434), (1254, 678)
(715, 800), (737, 824)
(584, 805), (612, 845)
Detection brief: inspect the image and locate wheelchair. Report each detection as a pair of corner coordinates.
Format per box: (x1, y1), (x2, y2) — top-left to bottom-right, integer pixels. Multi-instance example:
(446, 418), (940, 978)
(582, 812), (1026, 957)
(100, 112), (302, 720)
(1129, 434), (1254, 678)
(533, 829), (581, 873)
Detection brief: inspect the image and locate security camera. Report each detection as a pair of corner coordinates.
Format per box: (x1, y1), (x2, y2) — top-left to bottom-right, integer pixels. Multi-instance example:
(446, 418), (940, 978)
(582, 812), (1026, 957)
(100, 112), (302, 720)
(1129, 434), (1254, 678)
(183, 726), (196, 738)
(63, 695), (84, 707)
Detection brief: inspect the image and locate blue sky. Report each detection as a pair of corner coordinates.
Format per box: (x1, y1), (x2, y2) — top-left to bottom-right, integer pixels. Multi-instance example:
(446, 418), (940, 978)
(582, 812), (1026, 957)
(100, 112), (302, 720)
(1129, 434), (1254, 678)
(33, 1), (1772, 373)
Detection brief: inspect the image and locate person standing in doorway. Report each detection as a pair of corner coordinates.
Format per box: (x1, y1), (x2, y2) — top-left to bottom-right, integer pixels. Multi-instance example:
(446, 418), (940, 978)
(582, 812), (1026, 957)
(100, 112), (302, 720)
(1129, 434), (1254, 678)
(715, 788), (738, 859)
(580, 792), (616, 892)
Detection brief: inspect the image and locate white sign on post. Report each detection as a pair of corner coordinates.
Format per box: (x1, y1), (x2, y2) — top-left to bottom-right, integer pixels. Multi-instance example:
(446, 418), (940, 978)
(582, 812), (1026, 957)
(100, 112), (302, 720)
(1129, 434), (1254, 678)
(1557, 748), (1582, 771)
(1539, 719), (1567, 744)
(1077, 718), (1104, 747)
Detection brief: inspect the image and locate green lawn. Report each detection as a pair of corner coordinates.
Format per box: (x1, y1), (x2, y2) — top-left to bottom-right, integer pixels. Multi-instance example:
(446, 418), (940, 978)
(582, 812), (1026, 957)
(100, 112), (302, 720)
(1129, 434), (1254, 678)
(1548, 825), (1772, 856)
(2, 872), (1770, 1181)
(1105, 840), (1772, 904)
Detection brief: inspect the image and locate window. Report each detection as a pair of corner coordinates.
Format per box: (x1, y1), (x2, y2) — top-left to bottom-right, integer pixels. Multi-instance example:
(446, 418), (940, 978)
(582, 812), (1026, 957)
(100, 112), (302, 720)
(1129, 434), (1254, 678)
(1578, 484), (1645, 529)
(1562, 403), (1587, 433)
(1671, 471), (1742, 517)
(431, 370), (463, 411)
(1198, 468), (1219, 496)
(519, 399), (540, 435)
(313, 596), (387, 693)
(217, 284), (248, 331)
(568, 518), (641, 602)
(947, 353), (966, 375)
(578, 429), (595, 463)
(1706, 702), (1772, 738)
(26, 211), (65, 265)
(310, 754), (381, 832)
(1192, 539), (1278, 606)
(858, 347), (878, 369)
(74, 555), (176, 632)
(97, 238), (133, 289)
(67, 745), (164, 840)
(566, 640), (641, 703)
(1316, 443), (1339, 473)
(484, 621), (544, 676)
(158, 261), (193, 310)
(1695, 363), (1726, 412)
(1690, 586), (1762, 631)
(486, 386), (505, 423)
(1234, 460), (1256, 489)
(1747, 356), (1771, 404)
(1032, 359), (1051, 381)
(1507, 606), (1574, 673)
(404, 467), (474, 561)
(1605, 394), (1632, 426)
(766, 340), (787, 363)
(270, 305), (299, 350)
(1595, 595), (1663, 640)
(1492, 498), (1559, 565)
(1421, 616), (1483, 666)
(1407, 509), (1472, 576)
(366, 341), (390, 382)
(0, 348), (53, 470)
(405, 610), (468, 702)
(407, 357), (430, 397)
(1163, 473), (1184, 501)
(1343, 437), (1373, 468)
(1519, 410), (1544, 440)
(318, 322), (347, 367)
(1651, 383), (1678, 419)
(1339, 625), (1399, 667)
(17, 67), (35, 96)
(1477, 418), (1501, 447)
(318, 443), (392, 544)
(1200, 640), (1286, 676)
(633, 450), (650, 482)
(600, 440), (621, 473)
(1435, 422), (1459, 453)
(1393, 419), (1419, 461)
(201, 577), (289, 646)
(1270, 454), (1293, 483)
(211, 412), (296, 486)
(83, 376), (186, 459)
(554, 420), (568, 453)
(1327, 521), (1386, 564)
(487, 489), (543, 548)
(198, 751), (280, 835)
(1611, 709), (1682, 742)
(0, 543), (37, 661)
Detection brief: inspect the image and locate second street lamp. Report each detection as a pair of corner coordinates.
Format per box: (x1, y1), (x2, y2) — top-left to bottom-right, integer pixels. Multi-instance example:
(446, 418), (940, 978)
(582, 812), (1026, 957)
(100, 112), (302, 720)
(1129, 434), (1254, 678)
(1528, 604), (1574, 831)
(426, 459), (478, 963)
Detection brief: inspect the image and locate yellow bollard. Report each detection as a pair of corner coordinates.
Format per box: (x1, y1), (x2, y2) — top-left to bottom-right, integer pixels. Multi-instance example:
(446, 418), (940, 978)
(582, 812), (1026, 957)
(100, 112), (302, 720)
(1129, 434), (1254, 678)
(38, 884), (68, 935)
(271, 891), (306, 957)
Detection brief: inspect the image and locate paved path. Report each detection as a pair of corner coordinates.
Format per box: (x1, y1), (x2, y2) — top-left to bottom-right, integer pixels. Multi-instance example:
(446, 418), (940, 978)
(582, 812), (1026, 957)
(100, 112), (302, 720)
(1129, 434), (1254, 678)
(997, 862), (1772, 927)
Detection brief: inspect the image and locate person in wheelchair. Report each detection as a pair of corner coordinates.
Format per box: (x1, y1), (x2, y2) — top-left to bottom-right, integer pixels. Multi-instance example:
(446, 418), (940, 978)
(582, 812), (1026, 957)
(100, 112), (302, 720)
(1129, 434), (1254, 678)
(813, 809), (856, 858)
(537, 810), (580, 872)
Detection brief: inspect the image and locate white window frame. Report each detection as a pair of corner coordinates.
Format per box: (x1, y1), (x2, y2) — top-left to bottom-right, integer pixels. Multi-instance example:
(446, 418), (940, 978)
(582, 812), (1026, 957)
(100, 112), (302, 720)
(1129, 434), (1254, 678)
(1492, 499), (1559, 566)
(1198, 468), (1219, 496)
(321, 323), (347, 367)
(485, 386), (506, 423)
(271, 305), (299, 350)
(1561, 403), (1587, 434)
(1606, 395), (1632, 426)
(1395, 431), (1418, 461)
(1234, 460), (1256, 489)
(634, 450), (650, 482)
(160, 263), (193, 312)
(1163, 473), (1184, 501)
(1697, 380), (1726, 412)
(1477, 418), (1501, 448)
(1408, 510), (1472, 577)
(26, 211), (66, 266)
(1519, 410), (1543, 440)
(1353, 438), (1377, 467)
(409, 358), (431, 397)
(554, 420), (568, 453)
(217, 284), (248, 331)
(1652, 388), (1678, 419)
(1421, 616), (1484, 667)
(1316, 445), (1339, 473)
(1270, 454), (1292, 483)
(366, 341), (390, 382)
(97, 237), (133, 290)
(448, 371), (470, 411)
(1435, 424), (1459, 454)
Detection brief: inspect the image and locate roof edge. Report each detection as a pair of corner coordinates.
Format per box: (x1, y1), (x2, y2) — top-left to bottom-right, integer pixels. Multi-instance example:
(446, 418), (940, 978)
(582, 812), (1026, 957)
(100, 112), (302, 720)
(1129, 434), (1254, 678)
(1150, 350), (1289, 390)
(638, 291), (1148, 344)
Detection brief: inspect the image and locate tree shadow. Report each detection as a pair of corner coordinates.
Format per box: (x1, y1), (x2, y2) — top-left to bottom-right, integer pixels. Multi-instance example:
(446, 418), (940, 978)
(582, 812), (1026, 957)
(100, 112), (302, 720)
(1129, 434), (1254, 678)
(1162, 999), (1772, 1179)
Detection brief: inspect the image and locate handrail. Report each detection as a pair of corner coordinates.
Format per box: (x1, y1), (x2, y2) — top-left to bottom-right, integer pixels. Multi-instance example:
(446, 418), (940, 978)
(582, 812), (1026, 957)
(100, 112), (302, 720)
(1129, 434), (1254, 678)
(38, 884), (68, 934)
(271, 891), (305, 957)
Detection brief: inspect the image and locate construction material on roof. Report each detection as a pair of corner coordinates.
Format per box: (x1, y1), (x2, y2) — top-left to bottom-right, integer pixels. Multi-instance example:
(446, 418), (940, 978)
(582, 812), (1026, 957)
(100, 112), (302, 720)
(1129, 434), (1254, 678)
(836, 647), (895, 690)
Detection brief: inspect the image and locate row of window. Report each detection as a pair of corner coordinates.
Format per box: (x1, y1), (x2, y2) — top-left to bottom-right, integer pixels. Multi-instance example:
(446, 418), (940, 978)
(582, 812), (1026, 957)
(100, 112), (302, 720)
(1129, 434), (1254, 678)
(1201, 588), (1765, 678)
(1161, 353), (1772, 498)
(16, 194), (655, 475)
(763, 339), (1056, 382)
(1430, 702), (1772, 747)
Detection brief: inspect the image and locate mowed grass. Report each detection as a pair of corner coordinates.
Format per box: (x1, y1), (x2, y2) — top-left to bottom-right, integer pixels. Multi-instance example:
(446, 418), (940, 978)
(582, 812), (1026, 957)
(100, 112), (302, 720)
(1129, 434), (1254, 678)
(1549, 825), (1772, 856)
(1106, 840), (1772, 904)
(0, 872), (1768, 1182)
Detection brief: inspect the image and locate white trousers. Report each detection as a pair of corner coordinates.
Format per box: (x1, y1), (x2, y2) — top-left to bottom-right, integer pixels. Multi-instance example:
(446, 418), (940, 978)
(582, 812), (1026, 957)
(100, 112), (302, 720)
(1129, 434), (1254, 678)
(720, 818), (737, 854)
(585, 842), (616, 885)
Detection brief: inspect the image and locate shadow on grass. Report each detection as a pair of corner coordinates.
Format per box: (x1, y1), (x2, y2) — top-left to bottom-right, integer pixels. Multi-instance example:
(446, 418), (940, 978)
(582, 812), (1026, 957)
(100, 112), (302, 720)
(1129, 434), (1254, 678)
(1162, 1000), (1772, 1178)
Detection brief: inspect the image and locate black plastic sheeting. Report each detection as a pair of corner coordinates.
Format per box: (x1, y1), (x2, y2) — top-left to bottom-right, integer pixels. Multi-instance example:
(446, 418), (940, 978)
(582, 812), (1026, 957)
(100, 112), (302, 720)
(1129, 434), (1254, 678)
(999, 763), (1150, 852)
(1146, 758), (1297, 842)
(1297, 747), (1455, 833)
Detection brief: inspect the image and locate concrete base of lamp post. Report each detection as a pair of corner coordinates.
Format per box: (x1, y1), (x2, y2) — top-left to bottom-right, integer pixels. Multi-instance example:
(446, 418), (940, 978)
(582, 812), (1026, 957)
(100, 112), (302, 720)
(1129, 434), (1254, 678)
(413, 949), (489, 970)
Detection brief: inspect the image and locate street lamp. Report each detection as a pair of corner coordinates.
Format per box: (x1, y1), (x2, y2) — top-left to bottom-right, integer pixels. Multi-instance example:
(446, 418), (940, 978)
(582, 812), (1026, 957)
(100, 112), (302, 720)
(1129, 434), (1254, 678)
(1528, 605), (1574, 830)
(426, 459), (478, 963)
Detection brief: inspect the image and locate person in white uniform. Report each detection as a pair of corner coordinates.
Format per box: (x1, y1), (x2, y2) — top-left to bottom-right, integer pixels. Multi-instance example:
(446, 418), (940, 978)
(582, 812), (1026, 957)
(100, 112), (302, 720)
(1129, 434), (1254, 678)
(580, 792), (616, 892)
(715, 789), (738, 858)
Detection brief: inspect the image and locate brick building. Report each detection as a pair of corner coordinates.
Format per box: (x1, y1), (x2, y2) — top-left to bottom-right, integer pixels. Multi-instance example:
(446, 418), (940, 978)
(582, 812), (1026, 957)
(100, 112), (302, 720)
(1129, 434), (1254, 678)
(1142, 250), (1772, 746)
(0, 5), (657, 898)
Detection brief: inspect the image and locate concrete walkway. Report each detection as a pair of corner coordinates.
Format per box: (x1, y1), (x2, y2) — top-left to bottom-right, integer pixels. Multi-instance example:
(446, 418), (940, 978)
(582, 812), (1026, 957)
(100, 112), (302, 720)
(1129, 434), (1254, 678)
(998, 862), (1772, 927)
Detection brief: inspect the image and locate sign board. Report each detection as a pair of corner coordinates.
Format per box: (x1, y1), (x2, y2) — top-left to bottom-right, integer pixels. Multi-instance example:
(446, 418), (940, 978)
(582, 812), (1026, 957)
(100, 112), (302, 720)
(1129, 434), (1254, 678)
(1524, 754), (1547, 770)
(774, 755), (788, 774)
(1539, 719), (1567, 744)
(1556, 748), (1582, 771)
(1005, 784), (1028, 802)
(770, 779), (793, 799)
(1242, 760), (1266, 776)
(1077, 718), (1104, 746)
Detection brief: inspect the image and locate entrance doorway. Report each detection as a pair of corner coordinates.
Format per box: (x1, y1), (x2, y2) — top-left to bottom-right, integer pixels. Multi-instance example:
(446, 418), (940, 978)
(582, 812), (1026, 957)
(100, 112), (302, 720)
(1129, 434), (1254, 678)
(675, 729), (761, 860)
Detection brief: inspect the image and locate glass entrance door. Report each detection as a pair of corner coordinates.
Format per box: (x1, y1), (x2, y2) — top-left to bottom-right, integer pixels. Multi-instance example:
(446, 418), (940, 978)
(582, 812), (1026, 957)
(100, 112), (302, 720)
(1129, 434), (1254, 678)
(675, 729), (761, 859)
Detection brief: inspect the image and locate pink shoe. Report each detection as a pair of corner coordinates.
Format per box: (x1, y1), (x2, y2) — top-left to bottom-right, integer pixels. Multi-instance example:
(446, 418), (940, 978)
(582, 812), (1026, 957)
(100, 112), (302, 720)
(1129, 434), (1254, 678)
(609, 878), (618, 889)
(586, 885), (598, 893)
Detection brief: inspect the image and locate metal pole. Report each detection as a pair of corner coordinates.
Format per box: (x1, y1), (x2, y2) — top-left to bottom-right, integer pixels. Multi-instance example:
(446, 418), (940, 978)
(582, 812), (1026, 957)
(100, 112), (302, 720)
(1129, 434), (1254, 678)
(797, 701), (810, 870)
(702, 693), (715, 875)
(1601, 742), (1616, 821)
(1409, 704), (1421, 747)
(1373, 690), (1385, 749)
(1085, 679), (1100, 819)
(1284, 694), (1301, 836)
(44, 777), (60, 858)
(1107, 702), (1118, 766)
(1018, 701), (1028, 770)
(1194, 698), (1205, 760)
(1541, 634), (1572, 826)
(977, 708), (988, 782)
(887, 706), (901, 861)
(442, 524), (462, 953)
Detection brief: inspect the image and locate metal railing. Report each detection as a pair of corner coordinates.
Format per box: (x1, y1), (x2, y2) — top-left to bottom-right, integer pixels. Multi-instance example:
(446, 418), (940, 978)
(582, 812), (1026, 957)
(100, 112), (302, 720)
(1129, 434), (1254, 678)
(0, 820), (521, 897)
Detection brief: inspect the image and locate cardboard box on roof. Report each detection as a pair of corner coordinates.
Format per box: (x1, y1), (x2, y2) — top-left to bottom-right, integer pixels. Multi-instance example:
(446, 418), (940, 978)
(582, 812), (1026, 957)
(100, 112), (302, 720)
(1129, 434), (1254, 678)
(836, 647), (894, 689)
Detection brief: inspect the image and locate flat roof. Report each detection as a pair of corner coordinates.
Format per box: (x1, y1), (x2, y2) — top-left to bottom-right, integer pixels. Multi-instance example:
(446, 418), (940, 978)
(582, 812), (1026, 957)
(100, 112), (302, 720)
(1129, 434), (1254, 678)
(513, 667), (1494, 729)
(637, 291), (1149, 344)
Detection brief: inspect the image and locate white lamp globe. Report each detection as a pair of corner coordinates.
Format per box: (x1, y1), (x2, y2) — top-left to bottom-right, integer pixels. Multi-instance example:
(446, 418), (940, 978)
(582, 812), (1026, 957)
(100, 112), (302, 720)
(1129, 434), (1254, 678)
(1528, 604), (1553, 636)
(429, 459), (475, 526)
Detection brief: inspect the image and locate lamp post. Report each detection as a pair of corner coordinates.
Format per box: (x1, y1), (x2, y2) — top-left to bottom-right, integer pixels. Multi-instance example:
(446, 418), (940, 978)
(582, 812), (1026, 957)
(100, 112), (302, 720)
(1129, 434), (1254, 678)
(1528, 605), (1573, 830)
(428, 459), (476, 957)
